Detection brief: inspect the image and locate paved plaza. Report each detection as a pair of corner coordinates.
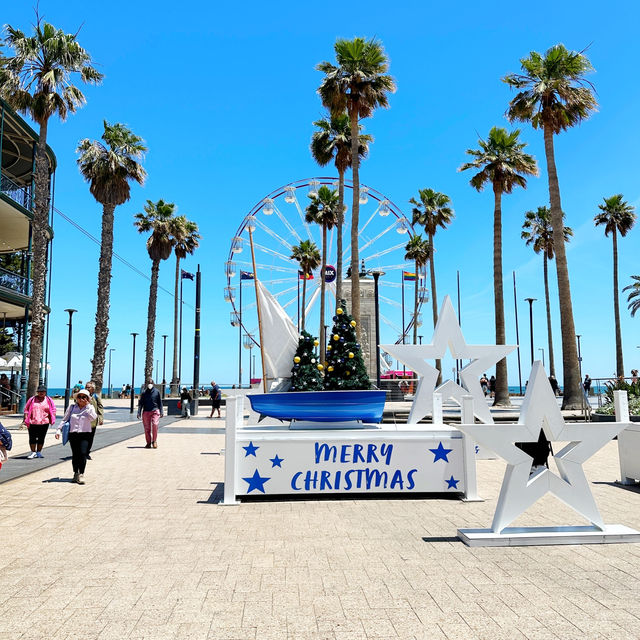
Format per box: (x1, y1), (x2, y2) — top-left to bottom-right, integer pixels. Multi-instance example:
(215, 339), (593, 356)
(1, 399), (640, 639)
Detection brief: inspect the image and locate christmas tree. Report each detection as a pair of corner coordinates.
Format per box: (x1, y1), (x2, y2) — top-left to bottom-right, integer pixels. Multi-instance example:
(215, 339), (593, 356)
(323, 300), (371, 390)
(289, 330), (324, 391)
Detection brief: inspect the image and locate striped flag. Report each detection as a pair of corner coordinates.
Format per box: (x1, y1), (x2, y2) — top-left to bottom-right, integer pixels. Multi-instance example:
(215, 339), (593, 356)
(298, 271), (314, 280)
(403, 271), (417, 281)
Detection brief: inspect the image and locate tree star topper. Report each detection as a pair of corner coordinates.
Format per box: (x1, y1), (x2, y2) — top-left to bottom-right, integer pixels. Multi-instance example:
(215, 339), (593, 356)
(457, 361), (630, 533)
(380, 296), (515, 424)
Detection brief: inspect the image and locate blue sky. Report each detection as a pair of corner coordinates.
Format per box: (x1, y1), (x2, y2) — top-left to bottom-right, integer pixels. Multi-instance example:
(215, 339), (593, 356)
(4, 1), (639, 389)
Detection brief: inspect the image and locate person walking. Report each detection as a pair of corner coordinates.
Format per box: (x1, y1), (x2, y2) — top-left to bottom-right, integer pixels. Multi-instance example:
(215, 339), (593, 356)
(84, 381), (104, 460)
(208, 381), (221, 419)
(180, 387), (192, 419)
(488, 375), (496, 399)
(56, 388), (97, 484)
(138, 380), (163, 448)
(479, 374), (489, 396)
(583, 375), (592, 395)
(23, 385), (57, 459)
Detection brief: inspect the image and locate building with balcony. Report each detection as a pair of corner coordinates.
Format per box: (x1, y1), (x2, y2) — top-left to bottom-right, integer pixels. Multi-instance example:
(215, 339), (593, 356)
(0, 98), (56, 409)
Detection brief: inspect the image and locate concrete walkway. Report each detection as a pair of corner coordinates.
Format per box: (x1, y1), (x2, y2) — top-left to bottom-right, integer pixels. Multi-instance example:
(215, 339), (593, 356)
(1, 401), (640, 639)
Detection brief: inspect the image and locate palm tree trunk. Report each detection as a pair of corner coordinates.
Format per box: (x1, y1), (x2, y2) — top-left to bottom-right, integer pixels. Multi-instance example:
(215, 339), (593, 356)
(413, 259), (419, 344)
(336, 169), (345, 305)
(492, 185), (510, 406)
(26, 118), (50, 399)
(144, 258), (160, 383)
(349, 109), (361, 338)
(320, 224), (327, 364)
(170, 255), (181, 395)
(90, 202), (117, 394)
(301, 274), (307, 331)
(543, 125), (582, 409)
(612, 230), (624, 377)
(543, 254), (555, 378)
(429, 232), (442, 384)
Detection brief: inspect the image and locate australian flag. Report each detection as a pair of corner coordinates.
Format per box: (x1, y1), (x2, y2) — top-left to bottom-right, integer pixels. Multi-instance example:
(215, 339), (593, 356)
(181, 269), (194, 280)
(240, 271), (255, 280)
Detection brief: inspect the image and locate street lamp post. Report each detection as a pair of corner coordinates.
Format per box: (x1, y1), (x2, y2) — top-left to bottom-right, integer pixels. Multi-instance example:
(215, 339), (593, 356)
(161, 334), (168, 399)
(370, 270), (385, 389)
(108, 348), (115, 398)
(538, 347), (545, 368)
(576, 334), (583, 381)
(130, 332), (138, 414)
(63, 308), (77, 411)
(524, 298), (536, 368)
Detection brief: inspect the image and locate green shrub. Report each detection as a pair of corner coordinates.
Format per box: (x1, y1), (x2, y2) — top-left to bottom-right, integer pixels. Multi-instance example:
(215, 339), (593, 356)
(595, 396), (640, 416)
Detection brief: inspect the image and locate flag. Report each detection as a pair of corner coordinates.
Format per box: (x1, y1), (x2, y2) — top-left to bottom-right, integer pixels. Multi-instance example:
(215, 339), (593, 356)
(403, 271), (417, 281)
(240, 271), (254, 280)
(181, 270), (195, 280)
(298, 271), (314, 280)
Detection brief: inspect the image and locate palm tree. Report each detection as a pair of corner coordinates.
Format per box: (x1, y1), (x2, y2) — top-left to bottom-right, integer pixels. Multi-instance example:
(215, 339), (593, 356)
(624, 276), (640, 317)
(310, 113), (372, 303)
(409, 188), (454, 380)
(305, 186), (340, 363)
(460, 127), (538, 406)
(404, 235), (431, 345)
(168, 216), (200, 395)
(521, 206), (573, 378)
(0, 17), (102, 398)
(317, 38), (395, 333)
(77, 121), (147, 394)
(504, 44), (597, 409)
(290, 240), (320, 332)
(134, 200), (176, 382)
(594, 194), (636, 377)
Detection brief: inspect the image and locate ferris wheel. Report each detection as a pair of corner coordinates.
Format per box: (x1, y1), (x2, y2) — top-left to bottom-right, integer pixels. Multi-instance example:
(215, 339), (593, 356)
(224, 177), (428, 359)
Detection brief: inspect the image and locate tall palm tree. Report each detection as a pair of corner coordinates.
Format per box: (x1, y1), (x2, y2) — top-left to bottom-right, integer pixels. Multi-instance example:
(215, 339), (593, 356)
(310, 113), (372, 302)
(521, 206), (573, 378)
(624, 276), (640, 317)
(410, 188), (454, 380)
(305, 186), (340, 363)
(404, 235), (431, 345)
(77, 121), (147, 394)
(290, 240), (320, 332)
(168, 216), (200, 395)
(504, 44), (597, 409)
(594, 194), (636, 377)
(0, 17), (102, 398)
(134, 200), (176, 382)
(317, 37), (395, 333)
(460, 127), (538, 406)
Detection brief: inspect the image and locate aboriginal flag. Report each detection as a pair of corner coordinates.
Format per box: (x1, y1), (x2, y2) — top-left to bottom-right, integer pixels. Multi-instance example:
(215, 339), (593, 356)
(298, 271), (314, 280)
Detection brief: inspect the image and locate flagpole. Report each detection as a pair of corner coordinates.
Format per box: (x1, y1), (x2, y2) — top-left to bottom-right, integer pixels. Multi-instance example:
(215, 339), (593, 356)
(248, 228), (268, 393)
(401, 271), (406, 377)
(179, 275), (183, 388)
(456, 270), (461, 385)
(297, 276), (300, 332)
(238, 277), (242, 388)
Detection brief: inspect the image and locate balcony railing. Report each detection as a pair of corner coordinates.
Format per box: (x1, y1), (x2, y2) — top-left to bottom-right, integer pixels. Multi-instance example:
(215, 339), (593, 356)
(0, 172), (33, 211)
(0, 265), (31, 297)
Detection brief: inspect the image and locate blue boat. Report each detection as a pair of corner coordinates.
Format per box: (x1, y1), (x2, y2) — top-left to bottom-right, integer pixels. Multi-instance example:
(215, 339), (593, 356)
(247, 390), (387, 423)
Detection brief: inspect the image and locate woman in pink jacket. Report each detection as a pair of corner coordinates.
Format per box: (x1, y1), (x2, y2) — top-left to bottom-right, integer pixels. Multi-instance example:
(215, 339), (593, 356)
(56, 388), (96, 485)
(23, 385), (57, 459)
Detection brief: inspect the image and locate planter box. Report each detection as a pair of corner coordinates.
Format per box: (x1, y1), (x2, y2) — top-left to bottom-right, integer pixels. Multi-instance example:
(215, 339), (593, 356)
(592, 413), (640, 422)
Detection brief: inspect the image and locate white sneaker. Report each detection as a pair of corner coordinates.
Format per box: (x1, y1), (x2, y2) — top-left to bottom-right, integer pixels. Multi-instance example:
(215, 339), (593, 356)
(27, 452), (37, 459)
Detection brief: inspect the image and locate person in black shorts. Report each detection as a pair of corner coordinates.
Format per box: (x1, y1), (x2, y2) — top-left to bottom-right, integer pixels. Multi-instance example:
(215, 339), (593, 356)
(208, 381), (221, 418)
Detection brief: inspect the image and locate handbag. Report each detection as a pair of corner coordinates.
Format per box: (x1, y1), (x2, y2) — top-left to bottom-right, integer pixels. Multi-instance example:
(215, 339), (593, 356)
(177, 401), (182, 410)
(61, 421), (70, 446)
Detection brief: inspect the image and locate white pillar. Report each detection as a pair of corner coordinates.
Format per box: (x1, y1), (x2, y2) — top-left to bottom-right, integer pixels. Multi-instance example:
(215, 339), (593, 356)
(222, 395), (242, 505)
(461, 394), (480, 501)
(614, 390), (634, 485)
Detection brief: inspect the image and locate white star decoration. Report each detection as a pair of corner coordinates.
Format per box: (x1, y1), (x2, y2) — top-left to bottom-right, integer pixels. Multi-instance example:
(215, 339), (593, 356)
(457, 361), (629, 533)
(380, 296), (515, 424)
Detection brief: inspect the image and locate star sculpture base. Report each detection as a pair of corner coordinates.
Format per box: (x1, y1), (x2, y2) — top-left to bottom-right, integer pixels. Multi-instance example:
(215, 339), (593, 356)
(458, 524), (640, 547)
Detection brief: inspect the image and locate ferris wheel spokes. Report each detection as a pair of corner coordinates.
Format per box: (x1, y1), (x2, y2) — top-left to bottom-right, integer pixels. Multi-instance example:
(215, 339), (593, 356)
(291, 196), (315, 241)
(252, 241), (293, 265)
(272, 201), (303, 243)
(255, 217), (293, 252)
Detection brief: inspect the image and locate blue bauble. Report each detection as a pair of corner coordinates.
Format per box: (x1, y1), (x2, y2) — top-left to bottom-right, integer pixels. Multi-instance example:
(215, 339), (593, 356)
(332, 316), (338, 322)
(293, 363), (299, 369)
(355, 343), (360, 350)
(339, 337), (345, 343)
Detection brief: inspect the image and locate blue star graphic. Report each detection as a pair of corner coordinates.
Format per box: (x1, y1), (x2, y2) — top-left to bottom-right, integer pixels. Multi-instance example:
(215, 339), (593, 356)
(243, 469), (270, 493)
(429, 442), (453, 462)
(446, 475), (459, 489)
(243, 441), (259, 457)
(270, 454), (284, 468)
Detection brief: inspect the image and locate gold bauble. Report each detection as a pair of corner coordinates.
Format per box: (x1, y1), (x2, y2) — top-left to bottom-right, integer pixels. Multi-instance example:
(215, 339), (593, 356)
(317, 364), (324, 371)
(350, 320), (356, 327)
(328, 366), (334, 372)
(293, 356), (300, 364)
(333, 334), (339, 341)
(348, 352), (354, 359)
(327, 345), (332, 351)
(346, 371), (351, 376)
(313, 339), (319, 346)
(336, 308), (344, 315)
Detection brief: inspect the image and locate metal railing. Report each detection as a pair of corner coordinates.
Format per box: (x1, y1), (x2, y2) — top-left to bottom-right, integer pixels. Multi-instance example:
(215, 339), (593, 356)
(0, 387), (20, 411)
(0, 265), (31, 296)
(0, 172), (32, 211)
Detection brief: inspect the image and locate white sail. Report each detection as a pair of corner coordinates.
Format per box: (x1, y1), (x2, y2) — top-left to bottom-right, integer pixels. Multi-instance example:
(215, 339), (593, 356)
(256, 279), (299, 380)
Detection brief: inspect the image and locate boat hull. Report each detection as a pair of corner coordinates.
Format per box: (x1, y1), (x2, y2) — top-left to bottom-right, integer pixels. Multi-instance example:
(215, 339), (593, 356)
(247, 390), (386, 423)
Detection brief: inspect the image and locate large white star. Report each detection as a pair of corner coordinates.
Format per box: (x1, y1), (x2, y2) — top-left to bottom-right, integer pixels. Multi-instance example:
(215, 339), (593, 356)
(457, 361), (629, 533)
(380, 296), (515, 424)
